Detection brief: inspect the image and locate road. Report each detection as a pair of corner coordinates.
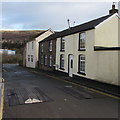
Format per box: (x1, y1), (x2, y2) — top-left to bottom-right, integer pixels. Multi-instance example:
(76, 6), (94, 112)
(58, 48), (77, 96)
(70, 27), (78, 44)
(2, 64), (119, 118)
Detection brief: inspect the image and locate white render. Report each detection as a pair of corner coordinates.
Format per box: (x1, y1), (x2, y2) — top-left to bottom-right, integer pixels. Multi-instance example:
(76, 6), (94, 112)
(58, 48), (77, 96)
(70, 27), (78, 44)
(56, 14), (120, 86)
(25, 29), (54, 68)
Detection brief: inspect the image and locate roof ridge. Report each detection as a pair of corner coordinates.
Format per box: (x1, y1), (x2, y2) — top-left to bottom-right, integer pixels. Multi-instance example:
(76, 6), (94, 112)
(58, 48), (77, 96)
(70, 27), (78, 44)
(62, 14), (111, 32)
(41, 14), (114, 42)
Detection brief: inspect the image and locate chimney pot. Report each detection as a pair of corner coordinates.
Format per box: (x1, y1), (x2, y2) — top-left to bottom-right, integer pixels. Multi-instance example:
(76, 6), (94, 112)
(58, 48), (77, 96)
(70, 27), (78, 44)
(112, 4), (115, 9)
(109, 3), (118, 15)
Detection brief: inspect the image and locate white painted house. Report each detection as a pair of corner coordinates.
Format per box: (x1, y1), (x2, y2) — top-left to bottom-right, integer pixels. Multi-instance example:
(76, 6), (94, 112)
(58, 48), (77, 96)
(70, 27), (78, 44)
(25, 29), (54, 68)
(55, 7), (120, 85)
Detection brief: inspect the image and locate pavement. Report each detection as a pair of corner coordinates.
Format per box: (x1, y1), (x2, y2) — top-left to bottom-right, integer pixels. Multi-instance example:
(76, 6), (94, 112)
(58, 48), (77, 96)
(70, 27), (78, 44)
(2, 64), (120, 119)
(0, 77), (4, 120)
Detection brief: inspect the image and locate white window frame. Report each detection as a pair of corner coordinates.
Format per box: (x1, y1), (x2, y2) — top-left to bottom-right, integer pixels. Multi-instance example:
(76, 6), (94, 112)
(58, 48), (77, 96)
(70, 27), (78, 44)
(49, 55), (52, 67)
(79, 32), (86, 50)
(41, 55), (44, 64)
(45, 55), (47, 65)
(60, 54), (64, 69)
(49, 40), (52, 51)
(61, 37), (65, 51)
(79, 55), (85, 73)
(41, 43), (43, 52)
(32, 42), (34, 49)
(28, 55), (30, 62)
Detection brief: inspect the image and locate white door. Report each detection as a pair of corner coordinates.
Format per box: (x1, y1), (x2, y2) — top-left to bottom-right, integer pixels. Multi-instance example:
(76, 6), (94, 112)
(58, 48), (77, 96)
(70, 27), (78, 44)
(69, 55), (73, 77)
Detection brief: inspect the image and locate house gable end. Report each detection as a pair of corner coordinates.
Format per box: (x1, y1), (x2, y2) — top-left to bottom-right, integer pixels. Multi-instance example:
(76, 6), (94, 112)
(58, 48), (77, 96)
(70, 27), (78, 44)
(95, 13), (119, 29)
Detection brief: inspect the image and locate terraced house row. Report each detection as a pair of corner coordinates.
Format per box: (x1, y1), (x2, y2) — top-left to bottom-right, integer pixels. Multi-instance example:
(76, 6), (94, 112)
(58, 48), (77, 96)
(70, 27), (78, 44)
(23, 5), (120, 86)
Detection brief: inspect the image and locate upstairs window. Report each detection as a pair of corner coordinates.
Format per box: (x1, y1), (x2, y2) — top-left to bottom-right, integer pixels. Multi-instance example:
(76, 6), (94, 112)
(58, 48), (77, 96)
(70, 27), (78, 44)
(79, 32), (86, 50)
(60, 54), (64, 69)
(32, 42), (34, 49)
(60, 37), (65, 51)
(45, 55), (47, 65)
(41, 43), (43, 52)
(49, 40), (52, 51)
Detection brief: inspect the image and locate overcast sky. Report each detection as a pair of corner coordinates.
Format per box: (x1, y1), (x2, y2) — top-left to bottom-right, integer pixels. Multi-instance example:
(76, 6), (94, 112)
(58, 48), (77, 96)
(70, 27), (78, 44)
(1, 1), (119, 31)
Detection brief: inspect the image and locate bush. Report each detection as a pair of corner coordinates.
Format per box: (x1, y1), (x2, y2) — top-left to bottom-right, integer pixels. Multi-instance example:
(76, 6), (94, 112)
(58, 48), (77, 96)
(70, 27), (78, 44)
(2, 54), (22, 64)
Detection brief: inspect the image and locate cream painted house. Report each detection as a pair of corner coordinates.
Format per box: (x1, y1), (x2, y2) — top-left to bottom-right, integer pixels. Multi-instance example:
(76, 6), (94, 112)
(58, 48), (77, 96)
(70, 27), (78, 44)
(55, 11), (120, 85)
(25, 29), (54, 68)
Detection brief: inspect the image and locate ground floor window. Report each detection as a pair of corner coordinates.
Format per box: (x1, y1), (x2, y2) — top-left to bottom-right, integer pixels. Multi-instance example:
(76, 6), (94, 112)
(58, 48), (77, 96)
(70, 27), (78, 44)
(31, 55), (33, 62)
(28, 55), (30, 62)
(41, 55), (44, 64)
(45, 55), (47, 65)
(78, 54), (85, 74)
(60, 54), (64, 69)
(49, 55), (52, 67)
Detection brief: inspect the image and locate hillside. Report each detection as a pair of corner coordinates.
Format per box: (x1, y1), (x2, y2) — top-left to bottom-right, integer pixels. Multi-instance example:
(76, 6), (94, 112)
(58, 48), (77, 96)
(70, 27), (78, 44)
(1, 30), (45, 43)
(1, 30), (46, 54)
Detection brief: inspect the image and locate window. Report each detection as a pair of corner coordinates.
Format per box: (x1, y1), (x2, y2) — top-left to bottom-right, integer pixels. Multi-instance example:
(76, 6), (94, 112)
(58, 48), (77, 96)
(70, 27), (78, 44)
(60, 37), (65, 51)
(60, 54), (64, 69)
(28, 55), (30, 62)
(41, 43), (43, 52)
(41, 55), (44, 64)
(31, 55), (33, 62)
(45, 55), (47, 65)
(49, 40), (52, 51)
(79, 32), (86, 50)
(49, 55), (52, 67)
(32, 42), (34, 49)
(78, 55), (85, 74)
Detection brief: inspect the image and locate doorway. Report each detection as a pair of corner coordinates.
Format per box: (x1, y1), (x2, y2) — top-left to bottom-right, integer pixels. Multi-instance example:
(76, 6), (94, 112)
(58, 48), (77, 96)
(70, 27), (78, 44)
(68, 55), (73, 77)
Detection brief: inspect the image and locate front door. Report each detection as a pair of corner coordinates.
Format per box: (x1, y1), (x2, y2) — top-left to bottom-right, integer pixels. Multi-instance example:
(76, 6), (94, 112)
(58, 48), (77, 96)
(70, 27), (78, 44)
(69, 55), (73, 77)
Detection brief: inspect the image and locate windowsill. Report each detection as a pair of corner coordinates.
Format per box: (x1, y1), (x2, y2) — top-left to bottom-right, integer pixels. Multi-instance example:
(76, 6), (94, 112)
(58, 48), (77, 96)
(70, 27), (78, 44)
(77, 72), (86, 76)
(59, 68), (65, 70)
(78, 49), (86, 51)
(60, 50), (65, 52)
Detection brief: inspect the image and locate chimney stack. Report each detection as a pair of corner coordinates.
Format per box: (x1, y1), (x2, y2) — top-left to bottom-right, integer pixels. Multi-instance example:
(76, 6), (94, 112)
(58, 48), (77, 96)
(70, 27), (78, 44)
(109, 3), (118, 15)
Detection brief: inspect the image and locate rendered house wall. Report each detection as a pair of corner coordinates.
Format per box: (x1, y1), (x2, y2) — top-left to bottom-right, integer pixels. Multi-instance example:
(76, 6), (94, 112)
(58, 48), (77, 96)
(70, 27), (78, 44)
(25, 30), (54, 68)
(56, 14), (119, 85)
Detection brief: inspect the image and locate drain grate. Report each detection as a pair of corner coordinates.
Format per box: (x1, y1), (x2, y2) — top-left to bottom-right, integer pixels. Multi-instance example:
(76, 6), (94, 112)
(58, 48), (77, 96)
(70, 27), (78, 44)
(6, 87), (53, 106)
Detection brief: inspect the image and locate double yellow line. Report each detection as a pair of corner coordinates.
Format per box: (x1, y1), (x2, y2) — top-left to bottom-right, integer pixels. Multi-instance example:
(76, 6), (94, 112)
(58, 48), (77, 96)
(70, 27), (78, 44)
(0, 83), (4, 120)
(32, 70), (120, 100)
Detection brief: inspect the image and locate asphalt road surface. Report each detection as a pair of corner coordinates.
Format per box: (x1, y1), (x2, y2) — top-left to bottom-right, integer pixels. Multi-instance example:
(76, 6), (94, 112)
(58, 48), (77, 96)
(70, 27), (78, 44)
(2, 64), (119, 118)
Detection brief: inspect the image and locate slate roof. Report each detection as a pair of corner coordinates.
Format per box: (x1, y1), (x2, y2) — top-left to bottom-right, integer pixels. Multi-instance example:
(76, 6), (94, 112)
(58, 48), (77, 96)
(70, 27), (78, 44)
(41, 14), (112, 42)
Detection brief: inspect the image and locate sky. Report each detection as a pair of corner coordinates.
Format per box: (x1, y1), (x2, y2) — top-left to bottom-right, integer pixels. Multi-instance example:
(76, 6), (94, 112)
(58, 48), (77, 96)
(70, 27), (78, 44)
(1, 1), (119, 31)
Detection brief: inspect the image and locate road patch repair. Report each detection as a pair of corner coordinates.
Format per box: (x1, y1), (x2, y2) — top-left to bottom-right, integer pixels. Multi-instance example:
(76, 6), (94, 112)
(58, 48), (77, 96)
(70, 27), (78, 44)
(31, 69), (120, 100)
(57, 85), (108, 100)
(5, 87), (53, 106)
